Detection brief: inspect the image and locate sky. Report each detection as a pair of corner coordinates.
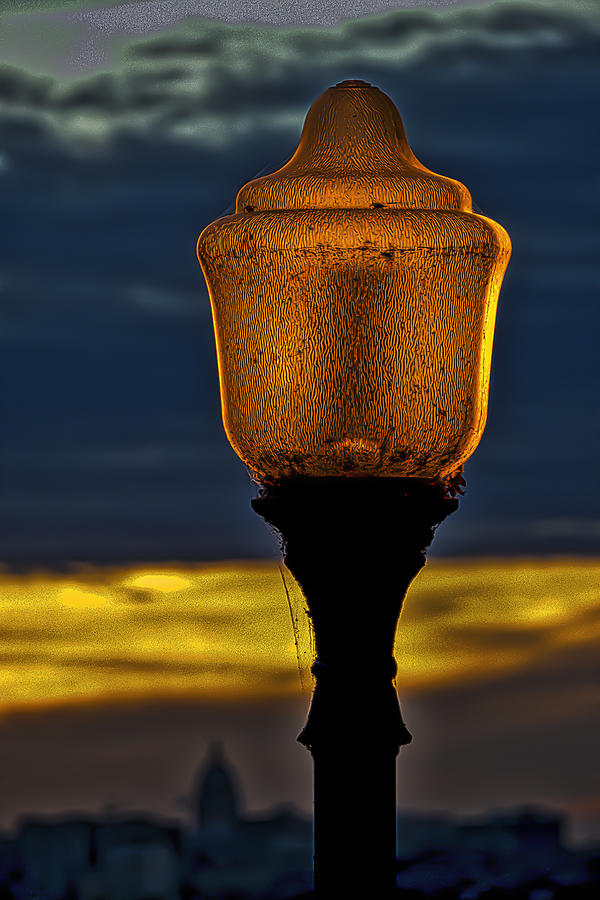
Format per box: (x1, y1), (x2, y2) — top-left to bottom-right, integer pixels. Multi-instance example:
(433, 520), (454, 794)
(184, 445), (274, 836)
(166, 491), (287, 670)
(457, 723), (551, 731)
(0, 0), (599, 846)
(0, 0), (593, 78)
(1, 0), (500, 33)
(0, 0), (501, 81)
(0, 558), (598, 842)
(6, 559), (600, 708)
(0, 0), (599, 563)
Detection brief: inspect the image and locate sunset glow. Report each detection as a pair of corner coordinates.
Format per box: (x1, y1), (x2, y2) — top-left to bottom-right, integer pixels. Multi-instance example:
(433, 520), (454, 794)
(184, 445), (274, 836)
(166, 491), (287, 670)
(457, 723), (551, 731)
(0, 559), (598, 711)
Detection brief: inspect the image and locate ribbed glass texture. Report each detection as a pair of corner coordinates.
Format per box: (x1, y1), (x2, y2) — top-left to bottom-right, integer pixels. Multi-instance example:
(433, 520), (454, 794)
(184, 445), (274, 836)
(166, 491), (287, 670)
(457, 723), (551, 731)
(197, 82), (510, 483)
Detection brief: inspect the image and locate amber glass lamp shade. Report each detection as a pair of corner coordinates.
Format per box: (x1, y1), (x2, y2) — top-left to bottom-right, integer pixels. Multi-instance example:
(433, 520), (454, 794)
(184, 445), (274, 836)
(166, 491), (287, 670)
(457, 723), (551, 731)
(197, 81), (511, 483)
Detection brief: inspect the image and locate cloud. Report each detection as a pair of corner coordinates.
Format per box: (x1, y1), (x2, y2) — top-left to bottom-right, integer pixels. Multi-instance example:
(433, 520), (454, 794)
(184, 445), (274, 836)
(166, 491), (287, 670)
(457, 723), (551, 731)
(533, 518), (600, 539)
(111, 586), (157, 604)
(0, 0), (125, 14)
(54, 654), (260, 676)
(1, 559), (598, 710)
(443, 621), (552, 651)
(0, 636), (596, 838)
(0, 64), (53, 103)
(127, 29), (226, 61)
(0, 625), (86, 645)
(0, 559), (597, 836)
(0, 105), (58, 149)
(0, 1), (598, 153)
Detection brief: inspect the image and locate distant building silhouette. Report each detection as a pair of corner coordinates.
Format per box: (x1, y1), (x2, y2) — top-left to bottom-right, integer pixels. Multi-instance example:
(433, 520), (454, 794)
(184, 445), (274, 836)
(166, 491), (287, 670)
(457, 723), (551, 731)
(19, 820), (91, 900)
(0, 744), (597, 899)
(187, 743), (312, 898)
(195, 740), (241, 835)
(0, 743), (312, 900)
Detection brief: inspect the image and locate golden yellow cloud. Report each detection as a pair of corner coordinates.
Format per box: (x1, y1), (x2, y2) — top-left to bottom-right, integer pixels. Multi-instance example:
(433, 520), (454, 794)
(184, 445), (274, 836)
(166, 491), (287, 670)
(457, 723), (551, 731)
(0, 559), (597, 710)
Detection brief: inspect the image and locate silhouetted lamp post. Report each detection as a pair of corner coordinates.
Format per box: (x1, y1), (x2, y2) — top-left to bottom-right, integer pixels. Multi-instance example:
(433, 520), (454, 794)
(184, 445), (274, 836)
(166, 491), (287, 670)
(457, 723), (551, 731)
(197, 80), (510, 897)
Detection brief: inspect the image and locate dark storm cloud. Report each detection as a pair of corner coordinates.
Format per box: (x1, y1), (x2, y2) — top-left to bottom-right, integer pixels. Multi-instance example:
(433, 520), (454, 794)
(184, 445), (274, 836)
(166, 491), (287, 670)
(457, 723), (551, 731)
(443, 622), (552, 651)
(54, 655), (267, 676)
(404, 582), (480, 620)
(129, 606), (283, 631)
(564, 604), (600, 628)
(126, 2), (597, 73)
(0, 650), (43, 664)
(0, 2), (598, 152)
(127, 30), (225, 60)
(0, 106), (57, 148)
(0, 64), (53, 103)
(111, 586), (157, 604)
(50, 72), (121, 111)
(434, 637), (600, 701)
(0, 625), (86, 644)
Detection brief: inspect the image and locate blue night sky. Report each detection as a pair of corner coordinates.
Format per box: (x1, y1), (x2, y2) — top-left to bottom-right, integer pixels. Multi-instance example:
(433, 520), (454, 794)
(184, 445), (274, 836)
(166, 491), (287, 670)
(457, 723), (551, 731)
(0, 0), (599, 846)
(0, 0), (599, 566)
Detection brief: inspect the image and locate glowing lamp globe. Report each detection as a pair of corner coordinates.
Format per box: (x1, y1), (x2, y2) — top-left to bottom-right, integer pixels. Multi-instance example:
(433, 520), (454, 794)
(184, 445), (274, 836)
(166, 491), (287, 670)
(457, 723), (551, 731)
(197, 80), (511, 483)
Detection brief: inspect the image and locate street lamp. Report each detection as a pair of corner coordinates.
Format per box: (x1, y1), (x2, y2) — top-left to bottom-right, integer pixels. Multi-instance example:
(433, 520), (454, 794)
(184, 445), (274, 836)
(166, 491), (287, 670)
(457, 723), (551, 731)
(197, 80), (510, 898)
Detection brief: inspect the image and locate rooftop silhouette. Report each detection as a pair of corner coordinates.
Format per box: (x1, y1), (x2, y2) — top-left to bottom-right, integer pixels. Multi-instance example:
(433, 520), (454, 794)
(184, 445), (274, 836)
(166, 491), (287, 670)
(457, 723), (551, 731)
(0, 744), (597, 899)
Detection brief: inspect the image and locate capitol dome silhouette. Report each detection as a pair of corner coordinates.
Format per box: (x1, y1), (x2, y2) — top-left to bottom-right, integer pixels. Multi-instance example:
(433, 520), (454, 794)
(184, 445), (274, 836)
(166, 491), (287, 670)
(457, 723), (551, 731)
(195, 741), (241, 834)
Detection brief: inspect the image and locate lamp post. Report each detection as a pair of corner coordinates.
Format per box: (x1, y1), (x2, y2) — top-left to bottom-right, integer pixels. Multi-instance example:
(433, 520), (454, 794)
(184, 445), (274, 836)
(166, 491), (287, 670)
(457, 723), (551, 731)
(197, 80), (510, 898)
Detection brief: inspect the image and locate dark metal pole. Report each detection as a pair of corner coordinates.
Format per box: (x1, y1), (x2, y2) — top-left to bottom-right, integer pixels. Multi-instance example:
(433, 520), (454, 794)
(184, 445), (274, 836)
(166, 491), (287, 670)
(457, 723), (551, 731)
(253, 477), (457, 898)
